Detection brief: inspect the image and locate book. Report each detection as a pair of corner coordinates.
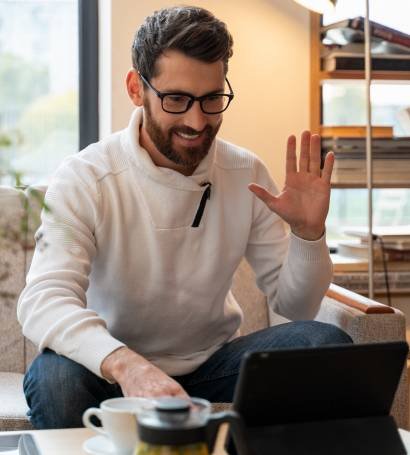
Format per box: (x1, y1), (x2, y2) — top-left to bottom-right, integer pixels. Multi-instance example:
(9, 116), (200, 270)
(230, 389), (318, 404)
(320, 125), (393, 138)
(332, 159), (410, 170)
(322, 41), (410, 56)
(321, 17), (410, 49)
(332, 270), (410, 293)
(337, 240), (410, 261)
(343, 226), (410, 245)
(330, 173), (410, 186)
(322, 52), (410, 71)
(332, 253), (410, 273)
(321, 137), (410, 156)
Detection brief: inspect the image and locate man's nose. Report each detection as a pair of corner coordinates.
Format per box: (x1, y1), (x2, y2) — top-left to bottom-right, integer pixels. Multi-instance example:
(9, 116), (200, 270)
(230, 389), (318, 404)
(182, 100), (208, 132)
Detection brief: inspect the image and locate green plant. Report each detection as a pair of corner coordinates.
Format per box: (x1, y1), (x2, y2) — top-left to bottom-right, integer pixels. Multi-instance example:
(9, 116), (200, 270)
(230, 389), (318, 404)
(0, 128), (23, 183)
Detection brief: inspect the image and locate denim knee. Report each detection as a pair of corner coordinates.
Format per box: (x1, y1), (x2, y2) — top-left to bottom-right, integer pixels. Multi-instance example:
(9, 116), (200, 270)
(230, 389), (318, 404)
(24, 349), (120, 429)
(288, 320), (353, 346)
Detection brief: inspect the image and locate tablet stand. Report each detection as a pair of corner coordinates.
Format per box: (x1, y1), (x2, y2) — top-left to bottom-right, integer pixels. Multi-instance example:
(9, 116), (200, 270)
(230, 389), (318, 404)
(228, 415), (406, 455)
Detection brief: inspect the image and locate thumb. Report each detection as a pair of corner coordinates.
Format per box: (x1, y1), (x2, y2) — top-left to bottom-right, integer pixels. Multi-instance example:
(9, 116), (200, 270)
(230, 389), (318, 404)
(248, 183), (279, 212)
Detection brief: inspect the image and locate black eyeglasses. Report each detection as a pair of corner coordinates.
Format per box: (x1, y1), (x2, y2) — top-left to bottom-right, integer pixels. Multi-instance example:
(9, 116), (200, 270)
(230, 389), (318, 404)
(139, 72), (234, 114)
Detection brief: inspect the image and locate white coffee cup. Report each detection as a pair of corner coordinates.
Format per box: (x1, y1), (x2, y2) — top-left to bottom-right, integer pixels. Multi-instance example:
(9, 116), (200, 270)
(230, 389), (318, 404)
(82, 397), (153, 454)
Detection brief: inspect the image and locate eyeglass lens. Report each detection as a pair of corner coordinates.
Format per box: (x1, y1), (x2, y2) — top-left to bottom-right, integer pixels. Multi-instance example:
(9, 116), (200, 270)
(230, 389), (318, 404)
(162, 94), (230, 114)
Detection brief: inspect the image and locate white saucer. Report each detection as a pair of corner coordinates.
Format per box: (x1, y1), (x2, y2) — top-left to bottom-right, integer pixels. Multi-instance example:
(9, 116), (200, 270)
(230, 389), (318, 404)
(83, 435), (120, 455)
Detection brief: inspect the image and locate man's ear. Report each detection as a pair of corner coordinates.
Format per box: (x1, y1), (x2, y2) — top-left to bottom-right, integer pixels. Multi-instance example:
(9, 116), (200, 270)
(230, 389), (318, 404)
(126, 69), (144, 106)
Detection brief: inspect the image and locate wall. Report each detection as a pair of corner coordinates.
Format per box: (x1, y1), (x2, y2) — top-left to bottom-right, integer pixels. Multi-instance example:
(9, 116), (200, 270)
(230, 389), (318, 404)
(99, 0), (310, 187)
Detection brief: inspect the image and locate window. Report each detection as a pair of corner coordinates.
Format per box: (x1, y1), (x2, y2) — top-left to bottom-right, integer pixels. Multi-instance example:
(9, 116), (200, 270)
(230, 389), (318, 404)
(323, 82), (410, 137)
(321, 0), (410, 241)
(0, 0), (79, 185)
(328, 189), (410, 242)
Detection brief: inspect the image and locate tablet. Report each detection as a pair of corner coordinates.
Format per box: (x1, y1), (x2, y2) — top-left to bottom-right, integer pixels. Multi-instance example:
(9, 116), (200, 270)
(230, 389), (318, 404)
(233, 341), (408, 426)
(230, 342), (409, 455)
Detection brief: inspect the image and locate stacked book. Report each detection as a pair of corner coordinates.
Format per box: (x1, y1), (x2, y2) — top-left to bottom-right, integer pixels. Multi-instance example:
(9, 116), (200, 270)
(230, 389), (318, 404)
(332, 226), (410, 294)
(321, 136), (410, 185)
(321, 17), (410, 72)
(333, 271), (410, 293)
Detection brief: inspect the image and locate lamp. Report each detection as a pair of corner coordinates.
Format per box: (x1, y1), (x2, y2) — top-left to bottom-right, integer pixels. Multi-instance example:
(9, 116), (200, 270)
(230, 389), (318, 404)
(293, 0), (337, 14)
(294, 0), (375, 298)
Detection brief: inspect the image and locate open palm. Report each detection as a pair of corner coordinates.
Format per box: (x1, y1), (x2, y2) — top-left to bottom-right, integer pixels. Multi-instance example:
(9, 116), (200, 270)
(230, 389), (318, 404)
(249, 131), (334, 241)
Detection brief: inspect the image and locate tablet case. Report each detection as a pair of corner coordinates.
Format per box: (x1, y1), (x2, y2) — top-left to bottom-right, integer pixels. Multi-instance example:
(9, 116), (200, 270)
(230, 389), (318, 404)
(230, 341), (409, 455)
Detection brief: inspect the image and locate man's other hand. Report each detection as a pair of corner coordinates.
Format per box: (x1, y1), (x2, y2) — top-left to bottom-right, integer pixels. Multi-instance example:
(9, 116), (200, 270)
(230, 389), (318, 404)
(101, 347), (189, 399)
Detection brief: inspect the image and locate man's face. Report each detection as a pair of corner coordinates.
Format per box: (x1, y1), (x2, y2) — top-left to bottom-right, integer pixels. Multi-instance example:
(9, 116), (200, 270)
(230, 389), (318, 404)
(140, 50), (225, 169)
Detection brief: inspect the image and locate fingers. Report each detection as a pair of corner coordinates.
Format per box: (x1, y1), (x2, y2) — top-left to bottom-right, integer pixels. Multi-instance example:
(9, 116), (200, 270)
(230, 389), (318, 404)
(299, 131), (311, 172)
(169, 381), (190, 399)
(286, 135), (297, 174)
(321, 151), (334, 183)
(309, 134), (321, 177)
(290, 131), (323, 178)
(248, 183), (278, 212)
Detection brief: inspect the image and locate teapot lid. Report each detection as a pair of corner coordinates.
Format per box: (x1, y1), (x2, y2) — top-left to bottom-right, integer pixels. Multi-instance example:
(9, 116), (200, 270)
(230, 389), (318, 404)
(137, 397), (211, 446)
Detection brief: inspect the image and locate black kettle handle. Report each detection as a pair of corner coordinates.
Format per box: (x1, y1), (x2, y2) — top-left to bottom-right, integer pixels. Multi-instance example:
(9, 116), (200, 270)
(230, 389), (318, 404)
(206, 410), (251, 455)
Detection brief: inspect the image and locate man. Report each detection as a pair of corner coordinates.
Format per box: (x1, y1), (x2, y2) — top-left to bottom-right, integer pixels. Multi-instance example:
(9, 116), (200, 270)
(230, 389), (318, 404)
(18, 6), (351, 429)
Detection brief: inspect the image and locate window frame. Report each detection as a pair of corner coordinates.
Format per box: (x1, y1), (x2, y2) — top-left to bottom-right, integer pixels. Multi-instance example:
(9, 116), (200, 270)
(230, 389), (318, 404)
(78, 0), (99, 150)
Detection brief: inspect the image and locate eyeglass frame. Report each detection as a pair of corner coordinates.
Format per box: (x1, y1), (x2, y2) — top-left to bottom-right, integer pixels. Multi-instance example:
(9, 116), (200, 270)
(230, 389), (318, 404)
(138, 72), (234, 115)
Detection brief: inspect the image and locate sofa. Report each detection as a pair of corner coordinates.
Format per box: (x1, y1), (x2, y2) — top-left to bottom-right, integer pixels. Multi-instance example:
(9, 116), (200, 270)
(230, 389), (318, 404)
(0, 185), (408, 431)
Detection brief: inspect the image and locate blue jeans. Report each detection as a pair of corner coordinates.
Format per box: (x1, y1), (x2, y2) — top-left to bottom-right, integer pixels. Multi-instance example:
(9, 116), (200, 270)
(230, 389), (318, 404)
(23, 321), (352, 429)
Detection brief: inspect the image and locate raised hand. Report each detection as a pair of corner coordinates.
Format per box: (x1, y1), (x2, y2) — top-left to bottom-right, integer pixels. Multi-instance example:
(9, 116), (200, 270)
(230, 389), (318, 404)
(249, 131), (334, 241)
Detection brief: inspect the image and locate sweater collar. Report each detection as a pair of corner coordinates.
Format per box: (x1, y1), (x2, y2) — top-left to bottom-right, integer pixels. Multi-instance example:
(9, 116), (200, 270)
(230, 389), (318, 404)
(121, 107), (215, 191)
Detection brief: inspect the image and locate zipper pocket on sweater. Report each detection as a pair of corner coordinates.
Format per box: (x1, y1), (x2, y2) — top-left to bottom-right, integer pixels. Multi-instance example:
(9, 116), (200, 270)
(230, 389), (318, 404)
(191, 182), (212, 227)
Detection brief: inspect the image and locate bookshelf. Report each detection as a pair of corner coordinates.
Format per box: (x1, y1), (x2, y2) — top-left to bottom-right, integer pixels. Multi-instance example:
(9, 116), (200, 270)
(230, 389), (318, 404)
(310, 12), (410, 133)
(309, 12), (410, 189)
(309, 9), (410, 301)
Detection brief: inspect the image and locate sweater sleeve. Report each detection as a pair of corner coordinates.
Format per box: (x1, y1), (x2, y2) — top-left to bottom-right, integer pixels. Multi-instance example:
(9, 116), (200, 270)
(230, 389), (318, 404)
(244, 161), (333, 321)
(17, 158), (125, 378)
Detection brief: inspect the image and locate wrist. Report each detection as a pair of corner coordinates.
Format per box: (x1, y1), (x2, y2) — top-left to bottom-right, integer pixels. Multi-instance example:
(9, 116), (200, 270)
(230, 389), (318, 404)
(101, 346), (133, 382)
(291, 226), (325, 241)
(101, 347), (153, 383)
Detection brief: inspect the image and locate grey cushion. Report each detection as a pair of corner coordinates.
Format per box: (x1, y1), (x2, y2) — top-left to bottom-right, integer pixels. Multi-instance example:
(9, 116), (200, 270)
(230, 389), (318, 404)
(0, 188), (27, 373)
(231, 259), (269, 335)
(0, 372), (32, 430)
(24, 186), (47, 370)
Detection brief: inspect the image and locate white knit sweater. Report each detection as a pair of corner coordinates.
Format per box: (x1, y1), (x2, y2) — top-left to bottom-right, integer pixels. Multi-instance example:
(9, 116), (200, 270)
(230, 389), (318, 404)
(17, 108), (333, 378)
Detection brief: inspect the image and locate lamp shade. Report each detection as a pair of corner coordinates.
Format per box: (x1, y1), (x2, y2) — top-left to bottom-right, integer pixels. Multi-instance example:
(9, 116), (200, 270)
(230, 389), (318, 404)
(293, 0), (336, 14)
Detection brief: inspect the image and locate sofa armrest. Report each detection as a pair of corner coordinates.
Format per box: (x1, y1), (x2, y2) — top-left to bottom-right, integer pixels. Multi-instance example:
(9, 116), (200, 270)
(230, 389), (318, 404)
(315, 284), (408, 430)
(316, 285), (405, 343)
(326, 284), (395, 314)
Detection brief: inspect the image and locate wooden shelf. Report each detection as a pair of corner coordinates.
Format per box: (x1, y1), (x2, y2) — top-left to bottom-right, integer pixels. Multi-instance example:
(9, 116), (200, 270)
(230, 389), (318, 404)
(320, 70), (410, 81)
(331, 183), (410, 189)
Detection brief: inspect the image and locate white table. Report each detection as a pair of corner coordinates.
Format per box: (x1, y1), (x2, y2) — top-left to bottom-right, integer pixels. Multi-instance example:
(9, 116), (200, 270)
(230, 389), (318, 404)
(0, 426), (230, 454)
(2, 426), (410, 454)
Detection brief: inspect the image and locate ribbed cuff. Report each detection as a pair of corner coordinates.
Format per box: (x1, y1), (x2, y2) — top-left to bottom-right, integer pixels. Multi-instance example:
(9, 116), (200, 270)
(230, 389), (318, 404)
(288, 231), (330, 262)
(67, 328), (126, 381)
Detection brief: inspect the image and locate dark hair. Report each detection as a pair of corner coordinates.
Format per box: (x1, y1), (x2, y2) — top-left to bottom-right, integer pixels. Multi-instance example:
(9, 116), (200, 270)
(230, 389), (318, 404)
(132, 6), (233, 80)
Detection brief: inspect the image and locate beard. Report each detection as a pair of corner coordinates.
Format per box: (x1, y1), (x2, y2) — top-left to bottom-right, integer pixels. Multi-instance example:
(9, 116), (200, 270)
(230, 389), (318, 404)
(143, 98), (221, 168)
